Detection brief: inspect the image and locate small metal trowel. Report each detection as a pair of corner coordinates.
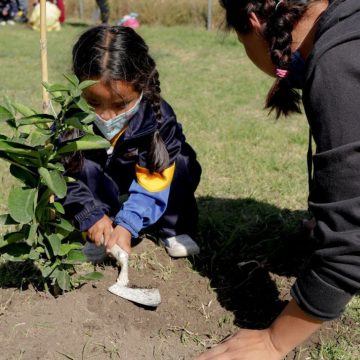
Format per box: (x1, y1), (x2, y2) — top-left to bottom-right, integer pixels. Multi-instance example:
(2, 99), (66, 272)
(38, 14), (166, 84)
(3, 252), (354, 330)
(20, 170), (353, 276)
(108, 244), (161, 307)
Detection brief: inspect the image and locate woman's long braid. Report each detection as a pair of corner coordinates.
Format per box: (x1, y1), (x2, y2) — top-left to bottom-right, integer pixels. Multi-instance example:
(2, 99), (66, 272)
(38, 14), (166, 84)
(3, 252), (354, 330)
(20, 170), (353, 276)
(147, 68), (170, 173)
(264, 0), (308, 118)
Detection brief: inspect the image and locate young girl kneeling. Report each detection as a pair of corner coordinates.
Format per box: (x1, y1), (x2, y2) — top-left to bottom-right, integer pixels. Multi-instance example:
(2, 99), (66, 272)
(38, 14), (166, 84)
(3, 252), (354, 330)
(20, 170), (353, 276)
(62, 25), (201, 259)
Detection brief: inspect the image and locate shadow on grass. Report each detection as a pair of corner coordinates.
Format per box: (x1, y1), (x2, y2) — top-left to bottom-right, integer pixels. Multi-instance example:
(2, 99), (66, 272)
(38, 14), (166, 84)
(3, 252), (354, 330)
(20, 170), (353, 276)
(193, 196), (313, 329)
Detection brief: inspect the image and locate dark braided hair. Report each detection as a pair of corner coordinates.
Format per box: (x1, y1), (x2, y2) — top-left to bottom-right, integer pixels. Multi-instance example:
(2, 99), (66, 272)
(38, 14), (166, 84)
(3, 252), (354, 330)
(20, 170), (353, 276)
(72, 25), (169, 173)
(220, 0), (313, 118)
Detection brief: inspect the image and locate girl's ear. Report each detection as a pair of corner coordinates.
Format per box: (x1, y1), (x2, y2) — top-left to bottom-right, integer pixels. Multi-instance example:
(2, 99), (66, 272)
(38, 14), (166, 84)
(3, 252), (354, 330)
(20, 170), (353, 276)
(249, 12), (262, 31)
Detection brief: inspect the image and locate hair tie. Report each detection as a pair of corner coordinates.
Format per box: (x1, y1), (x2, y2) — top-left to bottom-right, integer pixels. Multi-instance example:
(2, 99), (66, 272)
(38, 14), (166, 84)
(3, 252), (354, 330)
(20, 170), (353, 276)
(276, 68), (289, 78)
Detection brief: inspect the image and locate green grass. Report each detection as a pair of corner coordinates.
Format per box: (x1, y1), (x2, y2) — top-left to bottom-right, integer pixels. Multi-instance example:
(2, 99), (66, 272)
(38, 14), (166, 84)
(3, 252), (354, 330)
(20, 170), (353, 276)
(0, 23), (359, 359)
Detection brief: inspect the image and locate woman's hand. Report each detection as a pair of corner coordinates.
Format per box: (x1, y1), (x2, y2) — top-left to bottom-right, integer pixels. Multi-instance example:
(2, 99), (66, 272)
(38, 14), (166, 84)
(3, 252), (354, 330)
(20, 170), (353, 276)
(195, 299), (322, 360)
(87, 214), (113, 247)
(104, 225), (132, 254)
(194, 329), (283, 360)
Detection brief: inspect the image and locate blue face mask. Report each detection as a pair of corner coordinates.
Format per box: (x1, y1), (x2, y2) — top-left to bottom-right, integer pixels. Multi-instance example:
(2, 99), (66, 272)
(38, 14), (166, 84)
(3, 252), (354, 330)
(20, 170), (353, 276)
(288, 50), (306, 89)
(94, 92), (143, 141)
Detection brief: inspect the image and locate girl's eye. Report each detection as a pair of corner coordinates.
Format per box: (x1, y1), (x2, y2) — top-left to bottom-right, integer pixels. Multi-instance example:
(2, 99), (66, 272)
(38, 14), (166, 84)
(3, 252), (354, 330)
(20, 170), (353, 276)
(115, 103), (128, 109)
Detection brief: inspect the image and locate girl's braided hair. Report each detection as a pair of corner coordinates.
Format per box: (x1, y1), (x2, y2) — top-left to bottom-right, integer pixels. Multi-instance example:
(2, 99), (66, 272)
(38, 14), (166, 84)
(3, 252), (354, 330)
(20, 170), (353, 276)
(220, 0), (312, 118)
(72, 25), (169, 173)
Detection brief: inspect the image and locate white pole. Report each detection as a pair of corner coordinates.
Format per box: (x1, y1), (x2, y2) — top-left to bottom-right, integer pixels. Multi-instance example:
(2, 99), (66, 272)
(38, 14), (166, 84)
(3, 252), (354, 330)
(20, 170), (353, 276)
(40, 0), (49, 113)
(207, 0), (212, 31)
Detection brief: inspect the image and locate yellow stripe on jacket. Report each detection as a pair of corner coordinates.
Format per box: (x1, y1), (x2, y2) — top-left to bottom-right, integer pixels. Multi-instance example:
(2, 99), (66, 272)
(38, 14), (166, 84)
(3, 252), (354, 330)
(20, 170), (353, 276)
(135, 162), (176, 192)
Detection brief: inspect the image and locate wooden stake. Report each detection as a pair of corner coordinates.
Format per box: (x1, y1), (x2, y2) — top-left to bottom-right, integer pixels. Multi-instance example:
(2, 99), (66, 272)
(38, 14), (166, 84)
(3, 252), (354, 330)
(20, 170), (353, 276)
(40, 0), (50, 113)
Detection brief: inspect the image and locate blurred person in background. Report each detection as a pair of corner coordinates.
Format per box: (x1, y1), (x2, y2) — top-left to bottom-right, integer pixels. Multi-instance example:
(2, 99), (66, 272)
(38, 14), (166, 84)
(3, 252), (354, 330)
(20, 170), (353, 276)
(0, 0), (18, 25)
(96, 0), (110, 24)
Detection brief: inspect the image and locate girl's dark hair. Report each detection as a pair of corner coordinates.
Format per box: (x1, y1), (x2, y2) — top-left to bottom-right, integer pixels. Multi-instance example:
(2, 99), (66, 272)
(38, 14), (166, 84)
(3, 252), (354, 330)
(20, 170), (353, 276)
(220, 0), (312, 118)
(72, 25), (169, 173)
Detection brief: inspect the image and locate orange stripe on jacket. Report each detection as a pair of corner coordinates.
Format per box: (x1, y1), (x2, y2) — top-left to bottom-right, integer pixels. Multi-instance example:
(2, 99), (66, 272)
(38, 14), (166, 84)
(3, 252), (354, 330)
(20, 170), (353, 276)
(135, 162), (176, 192)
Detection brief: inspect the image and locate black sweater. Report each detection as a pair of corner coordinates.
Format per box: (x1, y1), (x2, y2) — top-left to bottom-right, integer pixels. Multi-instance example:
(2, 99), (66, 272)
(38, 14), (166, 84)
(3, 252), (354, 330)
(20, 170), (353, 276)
(291, 0), (360, 320)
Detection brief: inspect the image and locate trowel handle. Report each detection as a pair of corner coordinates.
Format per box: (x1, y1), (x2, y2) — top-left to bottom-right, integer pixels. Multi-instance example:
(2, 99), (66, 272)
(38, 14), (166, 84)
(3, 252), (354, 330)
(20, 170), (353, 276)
(110, 244), (129, 287)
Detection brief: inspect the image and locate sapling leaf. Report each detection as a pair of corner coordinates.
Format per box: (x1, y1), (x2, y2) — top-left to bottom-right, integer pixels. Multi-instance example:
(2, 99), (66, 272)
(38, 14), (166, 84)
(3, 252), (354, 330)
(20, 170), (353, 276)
(0, 105), (14, 122)
(56, 269), (71, 291)
(0, 231), (26, 248)
(28, 129), (52, 147)
(63, 73), (80, 87)
(50, 218), (74, 233)
(25, 222), (38, 246)
(63, 251), (87, 264)
(17, 114), (54, 126)
(79, 80), (98, 90)
(77, 272), (104, 281)
(11, 102), (37, 117)
(53, 202), (65, 214)
(38, 167), (67, 199)
(29, 248), (40, 260)
(8, 187), (37, 223)
(0, 242), (30, 262)
(46, 233), (61, 256)
(44, 83), (69, 93)
(0, 140), (40, 158)
(57, 133), (110, 154)
(81, 113), (96, 125)
(47, 162), (65, 172)
(75, 97), (90, 112)
(10, 164), (38, 187)
(59, 245), (83, 257)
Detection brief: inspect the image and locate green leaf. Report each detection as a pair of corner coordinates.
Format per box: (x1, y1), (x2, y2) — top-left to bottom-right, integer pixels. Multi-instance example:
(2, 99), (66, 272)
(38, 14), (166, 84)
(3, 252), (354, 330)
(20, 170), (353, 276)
(39, 260), (60, 278)
(46, 233), (61, 256)
(38, 168), (67, 199)
(0, 243), (30, 262)
(25, 222), (38, 246)
(65, 117), (83, 129)
(78, 272), (104, 281)
(0, 105), (14, 121)
(75, 97), (90, 112)
(10, 164), (38, 187)
(64, 74), (80, 87)
(57, 133), (110, 154)
(11, 102), (37, 117)
(44, 83), (70, 93)
(0, 231), (26, 248)
(6, 153), (41, 168)
(79, 80), (98, 90)
(53, 202), (65, 214)
(50, 218), (74, 233)
(56, 269), (71, 291)
(8, 187), (37, 223)
(28, 129), (52, 147)
(17, 114), (54, 126)
(29, 248), (40, 260)
(80, 113), (96, 125)
(59, 244), (83, 257)
(0, 140), (40, 158)
(47, 162), (65, 172)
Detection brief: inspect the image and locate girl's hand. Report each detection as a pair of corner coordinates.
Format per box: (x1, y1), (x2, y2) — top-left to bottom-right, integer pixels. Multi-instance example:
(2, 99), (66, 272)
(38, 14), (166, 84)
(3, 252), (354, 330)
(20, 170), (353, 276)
(105, 225), (132, 254)
(87, 215), (113, 247)
(194, 329), (283, 360)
